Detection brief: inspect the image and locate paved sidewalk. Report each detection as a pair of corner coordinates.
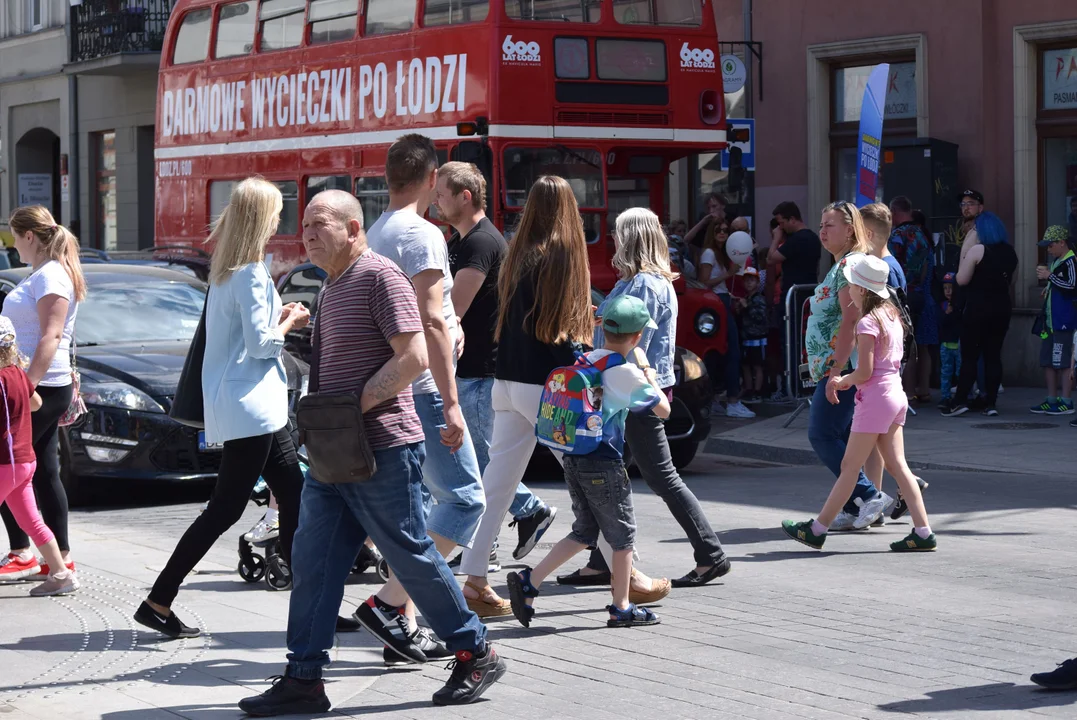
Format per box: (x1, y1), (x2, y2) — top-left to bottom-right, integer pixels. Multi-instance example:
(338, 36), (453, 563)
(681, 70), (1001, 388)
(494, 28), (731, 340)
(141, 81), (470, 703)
(3, 457), (1077, 719)
(706, 386), (1072, 475)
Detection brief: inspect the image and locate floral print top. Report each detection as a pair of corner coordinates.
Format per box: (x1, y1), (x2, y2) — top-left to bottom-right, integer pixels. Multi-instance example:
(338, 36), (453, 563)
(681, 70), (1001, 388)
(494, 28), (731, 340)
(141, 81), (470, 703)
(805, 253), (863, 382)
(888, 223), (934, 294)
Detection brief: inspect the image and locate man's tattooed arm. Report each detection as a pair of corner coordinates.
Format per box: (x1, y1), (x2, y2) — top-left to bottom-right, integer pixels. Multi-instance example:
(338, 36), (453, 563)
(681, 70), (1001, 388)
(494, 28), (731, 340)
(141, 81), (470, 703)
(360, 331), (429, 413)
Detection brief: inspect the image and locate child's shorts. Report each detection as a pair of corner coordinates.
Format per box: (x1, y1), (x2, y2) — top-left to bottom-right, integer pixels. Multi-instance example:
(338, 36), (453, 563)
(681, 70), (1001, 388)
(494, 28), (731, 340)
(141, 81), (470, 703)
(1039, 331), (1073, 370)
(851, 379), (908, 434)
(562, 455), (636, 552)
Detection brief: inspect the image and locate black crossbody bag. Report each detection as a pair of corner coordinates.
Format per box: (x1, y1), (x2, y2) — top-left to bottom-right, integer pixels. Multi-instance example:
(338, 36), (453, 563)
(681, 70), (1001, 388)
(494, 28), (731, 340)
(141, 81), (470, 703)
(296, 313), (377, 484)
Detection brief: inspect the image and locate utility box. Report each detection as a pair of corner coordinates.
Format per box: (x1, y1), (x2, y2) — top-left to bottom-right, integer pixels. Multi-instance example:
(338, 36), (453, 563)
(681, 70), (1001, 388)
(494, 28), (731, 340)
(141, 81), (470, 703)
(881, 137), (960, 235)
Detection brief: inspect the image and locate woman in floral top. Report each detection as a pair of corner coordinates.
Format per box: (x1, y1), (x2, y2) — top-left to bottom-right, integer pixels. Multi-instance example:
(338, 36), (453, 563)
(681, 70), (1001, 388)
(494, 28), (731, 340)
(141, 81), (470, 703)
(804, 202), (892, 529)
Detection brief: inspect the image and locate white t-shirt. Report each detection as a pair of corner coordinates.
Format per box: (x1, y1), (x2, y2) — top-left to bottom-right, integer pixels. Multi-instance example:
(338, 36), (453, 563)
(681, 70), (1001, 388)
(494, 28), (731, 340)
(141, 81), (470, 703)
(366, 208), (458, 395)
(1, 260), (79, 387)
(700, 248), (729, 295)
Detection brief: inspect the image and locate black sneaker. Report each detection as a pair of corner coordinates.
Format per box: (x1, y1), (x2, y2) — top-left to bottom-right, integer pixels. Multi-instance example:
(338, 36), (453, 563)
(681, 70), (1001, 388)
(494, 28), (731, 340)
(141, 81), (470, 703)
(335, 615), (361, 633)
(939, 400), (968, 417)
(353, 597), (426, 665)
(889, 477), (929, 520)
(1071, 416), (1077, 428)
(447, 549), (500, 576)
(382, 627), (449, 668)
(431, 645), (507, 706)
(982, 406), (999, 417)
(134, 601), (201, 639)
(1031, 657), (1077, 690)
(237, 674), (331, 717)
(509, 506), (558, 560)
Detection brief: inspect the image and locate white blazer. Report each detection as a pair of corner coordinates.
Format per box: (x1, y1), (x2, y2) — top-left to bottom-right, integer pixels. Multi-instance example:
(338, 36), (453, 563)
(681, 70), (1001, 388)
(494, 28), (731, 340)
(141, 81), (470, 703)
(201, 261), (288, 444)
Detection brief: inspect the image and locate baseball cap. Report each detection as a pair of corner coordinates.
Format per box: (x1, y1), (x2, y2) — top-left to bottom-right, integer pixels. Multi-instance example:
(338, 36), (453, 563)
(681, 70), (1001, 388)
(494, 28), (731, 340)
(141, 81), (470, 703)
(942, 272), (956, 284)
(0, 316), (15, 348)
(959, 189), (984, 204)
(601, 295), (658, 334)
(1038, 225), (1070, 248)
(740, 266), (759, 277)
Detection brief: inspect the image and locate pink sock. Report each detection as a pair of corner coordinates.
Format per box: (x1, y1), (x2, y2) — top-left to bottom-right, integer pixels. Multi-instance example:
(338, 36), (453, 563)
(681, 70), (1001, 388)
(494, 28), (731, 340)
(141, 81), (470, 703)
(914, 526), (932, 539)
(811, 520), (828, 535)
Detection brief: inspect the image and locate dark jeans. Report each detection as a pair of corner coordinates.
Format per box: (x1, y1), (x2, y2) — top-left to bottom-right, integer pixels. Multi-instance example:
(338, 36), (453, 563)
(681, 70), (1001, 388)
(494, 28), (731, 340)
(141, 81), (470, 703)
(807, 380), (878, 514)
(586, 410), (724, 571)
(955, 307), (1010, 408)
(148, 427), (302, 607)
(2, 384), (73, 551)
(285, 442), (485, 679)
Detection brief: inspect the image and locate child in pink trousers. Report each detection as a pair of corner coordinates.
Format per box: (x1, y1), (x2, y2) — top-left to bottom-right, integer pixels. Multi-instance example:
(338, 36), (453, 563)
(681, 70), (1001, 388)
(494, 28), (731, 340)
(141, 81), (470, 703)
(781, 255), (936, 552)
(0, 316), (79, 595)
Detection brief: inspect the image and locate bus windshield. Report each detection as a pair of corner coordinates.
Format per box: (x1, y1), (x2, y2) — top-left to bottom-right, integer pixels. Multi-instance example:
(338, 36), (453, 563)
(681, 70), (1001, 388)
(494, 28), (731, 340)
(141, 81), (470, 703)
(505, 0), (600, 22)
(612, 0), (703, 27)
(503, 147), (604, 209)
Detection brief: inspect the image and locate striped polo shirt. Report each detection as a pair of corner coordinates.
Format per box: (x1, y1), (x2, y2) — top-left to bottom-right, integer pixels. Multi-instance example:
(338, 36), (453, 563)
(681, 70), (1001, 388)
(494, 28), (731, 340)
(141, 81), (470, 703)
(315, 250), (424, 450)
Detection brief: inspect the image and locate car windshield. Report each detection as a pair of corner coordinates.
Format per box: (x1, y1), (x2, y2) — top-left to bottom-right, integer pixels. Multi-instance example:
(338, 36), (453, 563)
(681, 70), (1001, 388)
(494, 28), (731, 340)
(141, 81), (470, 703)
(76, 279), (206, 345)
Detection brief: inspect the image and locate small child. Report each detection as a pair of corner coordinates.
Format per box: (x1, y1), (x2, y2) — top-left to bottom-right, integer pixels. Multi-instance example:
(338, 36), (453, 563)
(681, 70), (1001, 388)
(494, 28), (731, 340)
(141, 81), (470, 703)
(0, 316), (80, 596)
(781, 255), (935, 552)
(736, 267), (768, 402)
(937, 272), (962, 409)
(507, 295), (671, 628)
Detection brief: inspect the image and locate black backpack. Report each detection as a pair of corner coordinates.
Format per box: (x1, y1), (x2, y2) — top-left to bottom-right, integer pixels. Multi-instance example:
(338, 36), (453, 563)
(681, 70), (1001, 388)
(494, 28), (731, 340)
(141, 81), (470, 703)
(889, 285), (917, 368)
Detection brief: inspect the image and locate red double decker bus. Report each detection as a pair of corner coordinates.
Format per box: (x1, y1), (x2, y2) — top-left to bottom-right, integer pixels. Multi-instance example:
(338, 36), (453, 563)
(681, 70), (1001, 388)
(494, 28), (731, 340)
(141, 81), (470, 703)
(154, 0), (729, 359)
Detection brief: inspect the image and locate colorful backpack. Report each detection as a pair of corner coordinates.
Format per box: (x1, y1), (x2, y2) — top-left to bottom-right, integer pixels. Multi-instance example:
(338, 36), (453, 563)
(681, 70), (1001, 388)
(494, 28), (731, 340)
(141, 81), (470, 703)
(535, 351), (625, 455)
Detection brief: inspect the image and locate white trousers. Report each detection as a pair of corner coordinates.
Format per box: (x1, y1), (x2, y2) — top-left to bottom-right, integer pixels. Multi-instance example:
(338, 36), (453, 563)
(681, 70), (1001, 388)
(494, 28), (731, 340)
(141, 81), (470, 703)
(459, 379), (623, 577)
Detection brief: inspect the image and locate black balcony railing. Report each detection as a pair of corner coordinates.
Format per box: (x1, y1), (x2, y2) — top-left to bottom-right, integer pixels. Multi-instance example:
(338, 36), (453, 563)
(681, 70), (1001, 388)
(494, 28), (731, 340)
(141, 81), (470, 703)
(71, 0), (171, 63)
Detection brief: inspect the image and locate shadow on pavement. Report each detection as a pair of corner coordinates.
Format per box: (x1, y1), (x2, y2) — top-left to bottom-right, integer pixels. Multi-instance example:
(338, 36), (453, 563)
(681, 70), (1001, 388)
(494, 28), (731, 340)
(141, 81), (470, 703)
(877, 683), (1077, 714)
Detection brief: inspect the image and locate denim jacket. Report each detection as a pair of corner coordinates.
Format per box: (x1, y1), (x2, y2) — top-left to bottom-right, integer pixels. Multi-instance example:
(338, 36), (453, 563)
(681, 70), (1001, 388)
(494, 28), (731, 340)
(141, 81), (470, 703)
(594, 272), (677, 389)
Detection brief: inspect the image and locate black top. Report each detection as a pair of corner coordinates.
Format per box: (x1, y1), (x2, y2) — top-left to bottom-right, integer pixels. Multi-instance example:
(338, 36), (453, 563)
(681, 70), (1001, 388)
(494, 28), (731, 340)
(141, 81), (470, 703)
(494, 267), (578, 385)
(964, 243), (1018, 315)
(939, 299), (962, 344)
(779, 228), (822, 300)
(447, 217), (507, 379)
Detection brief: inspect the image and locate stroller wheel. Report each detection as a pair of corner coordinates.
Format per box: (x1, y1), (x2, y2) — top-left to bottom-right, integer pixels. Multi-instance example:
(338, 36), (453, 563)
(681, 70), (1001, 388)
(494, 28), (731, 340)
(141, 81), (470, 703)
(376, 557), (390, 582)
(265, 555), (292, 591)
(238, 554), (266, 583)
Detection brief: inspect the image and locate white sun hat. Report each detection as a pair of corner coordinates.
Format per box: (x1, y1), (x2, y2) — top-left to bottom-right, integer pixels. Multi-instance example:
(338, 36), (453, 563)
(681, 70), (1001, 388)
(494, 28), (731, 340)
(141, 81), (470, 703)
(842, 254), (890, 298)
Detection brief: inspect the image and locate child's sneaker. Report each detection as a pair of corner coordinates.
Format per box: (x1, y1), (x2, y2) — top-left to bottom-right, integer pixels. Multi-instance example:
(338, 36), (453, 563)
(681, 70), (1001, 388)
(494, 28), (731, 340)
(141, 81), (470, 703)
(890, 531), (937, 552)
(1047, 398), (1075, 416)
(781, 519), (826, 550)
(505, 569), (539, 628)
(890, 477), (929, 520)
(1031, 397), (1055, 414)
(725, 401), (756, 419)
(606, 603), (660, 628)
(0, 552), (40, 580)
(244, 513), (279, 544)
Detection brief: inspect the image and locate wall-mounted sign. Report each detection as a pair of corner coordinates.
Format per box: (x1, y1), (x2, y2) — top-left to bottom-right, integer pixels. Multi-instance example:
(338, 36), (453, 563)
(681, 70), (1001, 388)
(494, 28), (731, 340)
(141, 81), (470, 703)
(721, 54), (746, 94)
(1044, 47), (1077, 110)
(18, 173), (52, 208)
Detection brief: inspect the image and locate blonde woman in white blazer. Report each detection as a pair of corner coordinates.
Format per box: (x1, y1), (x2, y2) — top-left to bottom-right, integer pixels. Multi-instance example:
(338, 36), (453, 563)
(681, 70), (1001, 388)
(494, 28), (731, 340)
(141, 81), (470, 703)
(135, 178), (310, 639)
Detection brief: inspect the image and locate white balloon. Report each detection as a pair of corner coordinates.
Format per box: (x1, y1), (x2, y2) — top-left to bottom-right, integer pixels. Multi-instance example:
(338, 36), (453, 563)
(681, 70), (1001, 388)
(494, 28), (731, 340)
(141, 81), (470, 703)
(726, 231), (754, 266)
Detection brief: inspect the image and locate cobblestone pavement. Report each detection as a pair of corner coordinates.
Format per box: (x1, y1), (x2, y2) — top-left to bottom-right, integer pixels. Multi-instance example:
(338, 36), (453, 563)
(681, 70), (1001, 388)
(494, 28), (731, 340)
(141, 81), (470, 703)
(2, 454), (1076, 719)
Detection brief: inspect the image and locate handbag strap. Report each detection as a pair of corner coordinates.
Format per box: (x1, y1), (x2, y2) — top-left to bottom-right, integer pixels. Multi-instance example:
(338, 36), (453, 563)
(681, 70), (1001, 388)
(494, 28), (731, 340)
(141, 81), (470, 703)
(309, 306), (321, 394)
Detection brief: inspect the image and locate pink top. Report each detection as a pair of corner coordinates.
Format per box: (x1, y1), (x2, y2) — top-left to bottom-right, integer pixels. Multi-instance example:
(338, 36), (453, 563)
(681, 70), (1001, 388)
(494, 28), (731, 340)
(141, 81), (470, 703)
(855, 309), (904, 387)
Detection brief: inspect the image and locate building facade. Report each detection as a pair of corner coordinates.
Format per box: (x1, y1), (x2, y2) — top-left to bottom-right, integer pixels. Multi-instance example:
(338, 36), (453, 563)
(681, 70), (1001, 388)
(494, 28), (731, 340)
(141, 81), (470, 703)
(709, 0), (1077, 384)
(0, 0), (163, 251)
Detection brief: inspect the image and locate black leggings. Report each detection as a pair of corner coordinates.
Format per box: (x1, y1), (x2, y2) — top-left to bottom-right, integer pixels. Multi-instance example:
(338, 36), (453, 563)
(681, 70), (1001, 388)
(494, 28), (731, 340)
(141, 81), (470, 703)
(148, 427), (302, 607)
(954, 307), (1011, 408)
(1, 384), (73, 552)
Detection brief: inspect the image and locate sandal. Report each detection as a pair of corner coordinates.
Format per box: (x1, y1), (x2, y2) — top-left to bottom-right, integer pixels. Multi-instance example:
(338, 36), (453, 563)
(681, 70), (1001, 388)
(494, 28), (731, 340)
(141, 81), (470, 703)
(506, 569), (539, 628)
(463, 580), (512, 618)
(627, 571), (671, 605)
(607, 603), (661, 628)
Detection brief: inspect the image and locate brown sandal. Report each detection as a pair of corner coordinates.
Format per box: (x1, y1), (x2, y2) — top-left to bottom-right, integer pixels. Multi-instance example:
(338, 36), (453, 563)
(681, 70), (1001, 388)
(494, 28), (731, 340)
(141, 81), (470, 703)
(464, 581), (512, 618)
(625, 571), (672, 605)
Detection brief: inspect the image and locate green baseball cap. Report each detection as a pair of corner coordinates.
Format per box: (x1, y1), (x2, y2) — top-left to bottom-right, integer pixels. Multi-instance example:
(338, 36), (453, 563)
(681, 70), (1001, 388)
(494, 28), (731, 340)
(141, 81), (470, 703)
(1038, 225), (1070, 247)
(602, 295), (658, 334)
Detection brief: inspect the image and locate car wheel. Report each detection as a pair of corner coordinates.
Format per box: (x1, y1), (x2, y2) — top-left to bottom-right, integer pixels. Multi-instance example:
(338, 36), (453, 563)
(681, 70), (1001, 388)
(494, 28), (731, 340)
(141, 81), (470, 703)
(669, 440), (699, 470)
(58, 430), (86, 507)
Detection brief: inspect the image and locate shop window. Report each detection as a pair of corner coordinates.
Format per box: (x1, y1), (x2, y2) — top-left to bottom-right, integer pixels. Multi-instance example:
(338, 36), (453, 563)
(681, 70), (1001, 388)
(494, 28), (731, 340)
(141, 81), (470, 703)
(506, 0), (600, 22)
(354, 177), (389, 230)
(216, 1), (257, 58)
(1043, 139), (1077, 242)
(308, 0), (357, 44)
(95, 132), (117, 251)
(260, 0), (305, 51)
(423, 0), (489, 26)
(172, 8), (212, 64)
(364, 0), (414, 35)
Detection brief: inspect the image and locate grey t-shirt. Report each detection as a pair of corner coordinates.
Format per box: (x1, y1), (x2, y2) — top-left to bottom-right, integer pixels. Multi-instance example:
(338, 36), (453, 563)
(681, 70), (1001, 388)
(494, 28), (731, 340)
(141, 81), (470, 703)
(367, 208), (458, 395)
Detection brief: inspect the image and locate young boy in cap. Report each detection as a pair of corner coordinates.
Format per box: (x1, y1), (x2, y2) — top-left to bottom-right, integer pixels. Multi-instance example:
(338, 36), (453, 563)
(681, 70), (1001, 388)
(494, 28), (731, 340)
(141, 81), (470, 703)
(1032, 225), (1077, 416)
(506, 295), (671, 629)
(937, 272), (962, 409)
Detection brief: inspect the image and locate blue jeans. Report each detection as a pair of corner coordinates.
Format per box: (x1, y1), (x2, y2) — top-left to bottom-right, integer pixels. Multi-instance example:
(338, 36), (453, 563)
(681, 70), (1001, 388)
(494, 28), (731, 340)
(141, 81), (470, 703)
(940, 345), (961, 400)
(285, 443), (486, 680)
(457, 377), (543, 521)
(807, 380), (878, 514)
(413, 391), (486, 547)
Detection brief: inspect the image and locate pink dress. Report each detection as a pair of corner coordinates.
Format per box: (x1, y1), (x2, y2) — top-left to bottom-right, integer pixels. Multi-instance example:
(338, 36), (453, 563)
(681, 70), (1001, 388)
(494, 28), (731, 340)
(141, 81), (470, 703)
(850, 309), (908, 434)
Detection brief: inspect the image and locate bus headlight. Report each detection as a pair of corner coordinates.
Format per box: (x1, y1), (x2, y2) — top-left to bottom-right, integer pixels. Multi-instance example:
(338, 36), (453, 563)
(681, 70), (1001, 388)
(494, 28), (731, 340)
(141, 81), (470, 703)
(680, 350), (706, 381)
(695, 311), (717, 337)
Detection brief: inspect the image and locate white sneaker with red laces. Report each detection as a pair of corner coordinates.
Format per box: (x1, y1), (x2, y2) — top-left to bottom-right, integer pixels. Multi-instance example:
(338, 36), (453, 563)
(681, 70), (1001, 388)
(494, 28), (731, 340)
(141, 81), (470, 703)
(0, 552), (41, 580)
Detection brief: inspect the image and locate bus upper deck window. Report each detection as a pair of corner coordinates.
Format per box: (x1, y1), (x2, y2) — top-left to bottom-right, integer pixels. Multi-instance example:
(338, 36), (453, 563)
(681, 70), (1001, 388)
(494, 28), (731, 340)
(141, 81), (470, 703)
(172, 8), (212, 64)
(613, 0), (702, 26)
(505, 0), (600, 22)
(216, 1), (257, 58)
(308, 0), (358, 44)
(259, 0), (305, 51)
(424, 0), (489, 26)
(364, 0), (415, 35)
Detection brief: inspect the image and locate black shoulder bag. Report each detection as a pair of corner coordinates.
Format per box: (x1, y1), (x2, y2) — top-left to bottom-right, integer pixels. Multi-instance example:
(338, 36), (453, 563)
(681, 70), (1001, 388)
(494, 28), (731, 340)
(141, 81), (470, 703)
(296, 312), (377, 484)
(169, 296), (208, 428)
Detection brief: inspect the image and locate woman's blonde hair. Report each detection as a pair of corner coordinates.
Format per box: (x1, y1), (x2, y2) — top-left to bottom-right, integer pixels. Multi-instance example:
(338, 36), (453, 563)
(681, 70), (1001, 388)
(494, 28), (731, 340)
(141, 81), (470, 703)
(208, 177), (282, 285)
(496, 176), (592, 346)
(8, 206), (86, 302)
(612, 208), (678, 282)
(823, 201), (872, 257)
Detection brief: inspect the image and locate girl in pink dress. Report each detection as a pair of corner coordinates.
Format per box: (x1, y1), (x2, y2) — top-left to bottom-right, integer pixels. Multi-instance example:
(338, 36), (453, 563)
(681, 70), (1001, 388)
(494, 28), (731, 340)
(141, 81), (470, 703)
(782, 254), (935, 552)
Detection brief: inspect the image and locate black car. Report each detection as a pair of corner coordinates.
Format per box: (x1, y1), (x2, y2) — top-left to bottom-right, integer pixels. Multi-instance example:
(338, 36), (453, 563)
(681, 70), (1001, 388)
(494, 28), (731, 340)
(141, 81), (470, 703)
(276, 263), (712, 469)
(0, 265), (308, 504)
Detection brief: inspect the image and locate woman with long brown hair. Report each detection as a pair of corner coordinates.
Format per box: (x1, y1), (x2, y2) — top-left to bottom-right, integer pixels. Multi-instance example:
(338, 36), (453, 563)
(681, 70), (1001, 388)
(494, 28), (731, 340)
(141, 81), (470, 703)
(0, 206), (86, 587)
(457, 176), (593, 614)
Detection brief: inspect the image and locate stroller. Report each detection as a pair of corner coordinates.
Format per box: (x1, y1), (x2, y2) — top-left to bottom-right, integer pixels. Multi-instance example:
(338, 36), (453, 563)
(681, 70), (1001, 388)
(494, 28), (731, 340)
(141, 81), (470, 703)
(237, 445), (390, 591)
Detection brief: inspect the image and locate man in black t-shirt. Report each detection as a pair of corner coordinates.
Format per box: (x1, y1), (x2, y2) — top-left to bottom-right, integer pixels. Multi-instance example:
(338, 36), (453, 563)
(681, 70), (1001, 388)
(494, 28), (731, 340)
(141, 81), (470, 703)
(434, 162), (557, 571)
(768, 201), (822, 312)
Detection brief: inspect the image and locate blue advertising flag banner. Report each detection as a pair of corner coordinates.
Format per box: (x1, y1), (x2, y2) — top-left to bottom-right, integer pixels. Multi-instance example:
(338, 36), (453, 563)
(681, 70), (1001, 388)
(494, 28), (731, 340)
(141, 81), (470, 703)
(855, 63), (889, 207)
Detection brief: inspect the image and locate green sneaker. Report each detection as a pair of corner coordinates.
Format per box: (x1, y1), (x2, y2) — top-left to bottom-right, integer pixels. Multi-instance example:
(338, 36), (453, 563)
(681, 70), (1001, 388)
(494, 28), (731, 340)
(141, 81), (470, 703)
(889, 531), (937, 552)
(1031, 398), (1054, 414)
(781, 519), (826, 550)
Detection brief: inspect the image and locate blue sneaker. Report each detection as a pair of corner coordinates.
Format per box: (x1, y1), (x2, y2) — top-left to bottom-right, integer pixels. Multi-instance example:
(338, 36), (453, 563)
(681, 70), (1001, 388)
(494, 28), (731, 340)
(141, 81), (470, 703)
(1031, 398), (1054, 414)
(1047, 398), (1075, 416)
